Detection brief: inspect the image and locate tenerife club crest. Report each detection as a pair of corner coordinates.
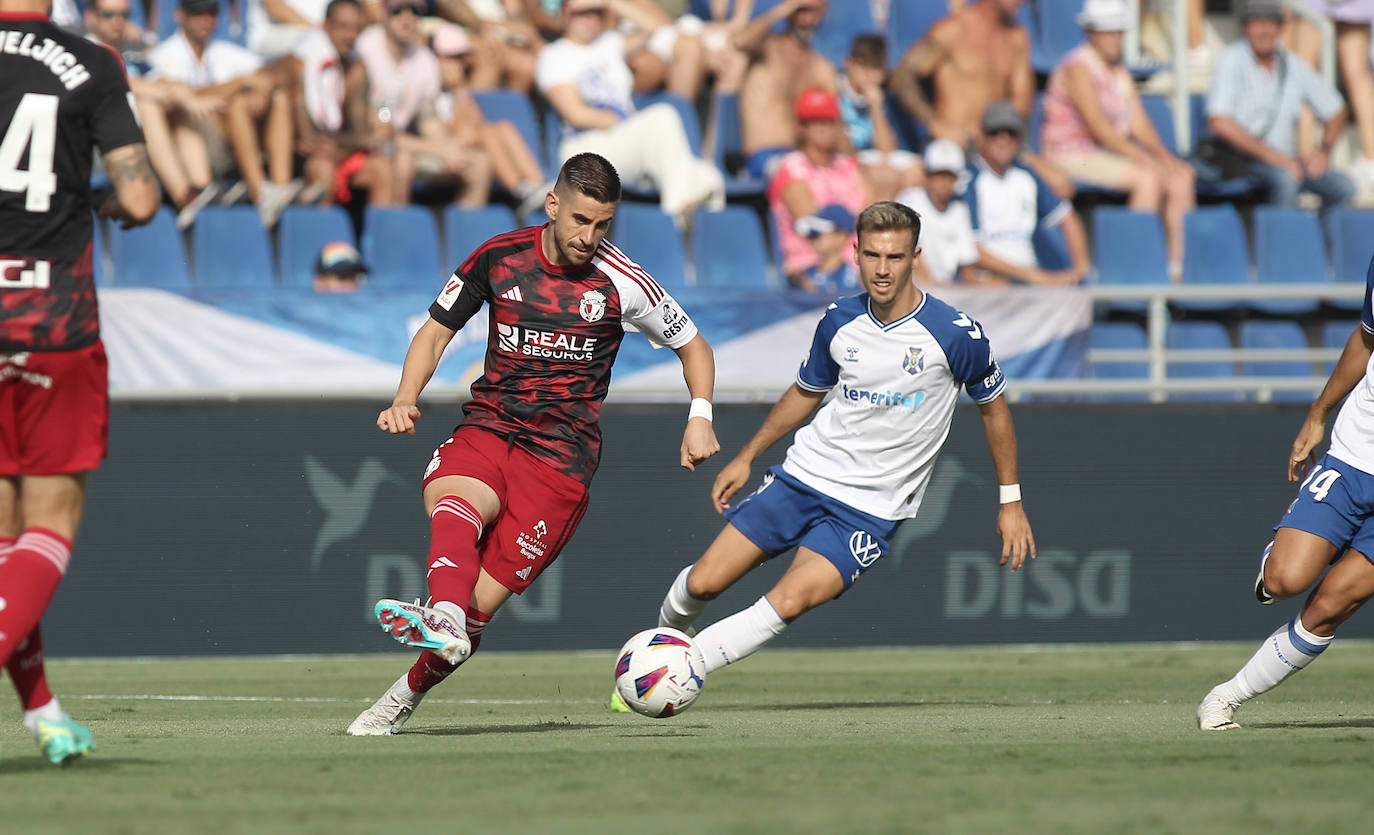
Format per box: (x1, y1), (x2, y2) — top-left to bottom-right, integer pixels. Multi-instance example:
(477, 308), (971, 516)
(579, 289), (607, 323)
(902, 346), (924, 375)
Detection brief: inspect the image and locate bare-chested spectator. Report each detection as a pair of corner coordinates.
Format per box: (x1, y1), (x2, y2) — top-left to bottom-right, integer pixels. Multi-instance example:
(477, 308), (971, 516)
(290, 0), (395, 206)
(839, 33), (920, 202)
(733, 0), (837, 181)
(892, 0), (1072, 198)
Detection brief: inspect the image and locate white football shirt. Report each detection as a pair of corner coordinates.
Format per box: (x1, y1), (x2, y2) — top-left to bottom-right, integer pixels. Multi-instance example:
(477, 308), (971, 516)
(896, 187), (978, 283)
(1329, 265), (1374, 473)
(781, 291), (1006, 520)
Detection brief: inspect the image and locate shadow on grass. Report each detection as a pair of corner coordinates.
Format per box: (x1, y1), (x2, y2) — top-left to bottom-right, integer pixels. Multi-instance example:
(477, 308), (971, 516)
(0, 756), (161, 774)
(1249, 718), (1374, 730)
(712, 699), (968, 712)
(408, 722), (615, 737)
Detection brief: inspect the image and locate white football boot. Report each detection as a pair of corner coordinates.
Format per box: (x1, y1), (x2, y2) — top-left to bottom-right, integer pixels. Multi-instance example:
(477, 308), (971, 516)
(347, 674), (423, 736)
(1196, 685), (1243, 731)
(374, 598), (471, 664)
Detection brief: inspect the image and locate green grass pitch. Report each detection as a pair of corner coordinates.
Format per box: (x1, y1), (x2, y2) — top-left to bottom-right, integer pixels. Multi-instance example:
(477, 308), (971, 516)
(4, 644), (1374, 834)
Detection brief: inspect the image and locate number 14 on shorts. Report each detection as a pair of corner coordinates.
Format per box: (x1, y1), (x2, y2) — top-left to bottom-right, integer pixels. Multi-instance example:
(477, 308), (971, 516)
(1301, 466), (1341, 502)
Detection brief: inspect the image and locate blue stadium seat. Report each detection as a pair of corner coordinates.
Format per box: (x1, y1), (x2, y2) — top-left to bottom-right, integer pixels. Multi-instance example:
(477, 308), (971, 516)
(471, 91), (544, 176)
(1323, 321), (1359, 374)
(1093, 207), (1169, 312)
(278, 206), (354, 288)
(192, 206), (275, 287)
(1089, 321), (1149, 402)
(108, 207), (191, 288)
(1239, 320), (1314, 402)
(711, 92), (768, 198)
(693, 207), (772, 288)
(633, 92), (702, 157)
(1167, 321), (1240, 402)
(1141, 95), (1177, 154)
(1253, 207), (1327, 314)
(812, 0), (877, 68)
(1028, 93), (1045, 153)
(361, 206), (444, 289)
(1326, 208), (1374, 312)
(444, 205), (519, 271)
(887, 0), (948, 64)
(1033, 0), (1085, 75)
(611, 204), (687, 290)
(542, 107), (566, 173)
(1179, 205), (1250, 313)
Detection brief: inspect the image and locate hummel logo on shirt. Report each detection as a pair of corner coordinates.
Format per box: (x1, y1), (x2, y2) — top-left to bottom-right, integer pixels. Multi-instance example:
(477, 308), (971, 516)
(500, 287), (523, 302)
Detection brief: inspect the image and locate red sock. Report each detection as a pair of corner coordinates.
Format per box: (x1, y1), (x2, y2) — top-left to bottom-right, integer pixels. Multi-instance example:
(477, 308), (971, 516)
(407, 608), (492, 694)
(6, 625), (53, 710)
(425, 496), (485, 614)
(0, 528), (71, 667)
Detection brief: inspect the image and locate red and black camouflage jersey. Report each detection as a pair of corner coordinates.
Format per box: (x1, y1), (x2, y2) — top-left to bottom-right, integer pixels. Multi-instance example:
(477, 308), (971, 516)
(428, 224), (699, 484)
(0, 13), (144, 351)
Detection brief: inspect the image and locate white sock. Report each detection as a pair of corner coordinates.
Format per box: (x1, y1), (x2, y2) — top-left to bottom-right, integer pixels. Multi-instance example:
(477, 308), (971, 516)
(23, 697), (63, 735)
(658, 565), (711, 630)
(695, 596), (787, 674)
(1226, 616), (1332, 702)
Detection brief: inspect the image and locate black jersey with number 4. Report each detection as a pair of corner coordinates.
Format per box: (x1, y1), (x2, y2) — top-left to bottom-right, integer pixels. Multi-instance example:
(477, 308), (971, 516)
(0, 12), (144, 351)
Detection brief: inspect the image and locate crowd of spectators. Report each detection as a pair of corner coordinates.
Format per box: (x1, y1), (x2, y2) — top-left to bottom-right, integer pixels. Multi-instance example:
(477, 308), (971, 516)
(58, 0), (1374, 289)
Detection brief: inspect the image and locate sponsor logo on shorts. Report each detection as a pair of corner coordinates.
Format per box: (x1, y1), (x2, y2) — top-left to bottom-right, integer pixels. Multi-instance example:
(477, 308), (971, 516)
(515, 566), (532, 581)
(496, 323), (597, 361)
(517, 526), (548, 562)
(849, 531), (881, 567)
(533, 520), (547, 538)
(579, 289), (606, 323)
(0, 353), (52, 388)
(436, 274), (464, 310)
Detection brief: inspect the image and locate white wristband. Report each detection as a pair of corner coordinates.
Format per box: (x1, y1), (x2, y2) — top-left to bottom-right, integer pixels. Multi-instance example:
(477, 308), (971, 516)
(999, 484), (1022, 504)
(688, 397), (713, 422)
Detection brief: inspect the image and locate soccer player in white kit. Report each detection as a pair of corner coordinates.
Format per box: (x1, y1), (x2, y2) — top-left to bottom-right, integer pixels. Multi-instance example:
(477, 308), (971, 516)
(642, 201), (1037, 679)
(1198, 256), (1374, 730)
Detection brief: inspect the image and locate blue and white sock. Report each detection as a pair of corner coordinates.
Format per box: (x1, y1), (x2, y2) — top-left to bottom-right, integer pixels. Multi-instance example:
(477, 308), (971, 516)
(658, 565), (710, 631)
(694, 596), (787, 674)
(1225, 616), (1332, 702)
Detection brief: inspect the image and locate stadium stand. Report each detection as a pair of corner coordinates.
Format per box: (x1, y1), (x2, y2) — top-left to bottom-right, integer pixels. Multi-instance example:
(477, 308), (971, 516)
(1089, 321), (1150, 402)
(634, 92), (703, 158)
(278, 206), (355, 288)
(109, 207), (192, 289)
(611, 204), (688, 291)
(811, 0), (877, 69)
(192, 206), (275, 287)
(444, 205), (520, 270)
(1167, 320), (1241, 402)
(1092, 207), (1169, 313)
(471, 91), (544, 175)
(692, 206), (773, 288)
(1323, 321), (1360, 375)
(1327, 208), (1374, 287)
(710, 92), (769, 199)
(360, 206), (444, 289)
(886, 0), (947, 66)
(1253, 207), (1327, 315)
(1031, 0), (1085, 75)
(1239, 320), (1316, 402)
(1179, 205), (1251, 312)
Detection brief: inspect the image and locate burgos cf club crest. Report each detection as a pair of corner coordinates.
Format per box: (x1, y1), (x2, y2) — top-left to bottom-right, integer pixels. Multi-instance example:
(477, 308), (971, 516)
(579, 289), (607, 323)
(902, 347), (924, 375)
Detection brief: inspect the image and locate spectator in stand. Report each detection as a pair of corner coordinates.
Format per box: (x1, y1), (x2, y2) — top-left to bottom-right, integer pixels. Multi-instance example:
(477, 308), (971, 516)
(356, 0), (492, 206)
(86, 0), (222, 229)
(733, 0), (836, 182)
(895, 141), (979, 285)
(148, 0), (303, 226)
(891, 0), (1072, 198)
(313, 241), (368, 291)
(1206, 0), (1353, 213)
(427, 0), (543, 92)
(839, 33), (920, 202)
(1288, 0), (1374, 189)
(536, 0), (723, 218)
(967, 102), (1091, 286)
(244, 0), (330, 59)
(291, 0), (396, 206)
(1041, 0), (1193, 280)
(431, 22), (549, 211)
(768, 87), (868, 292)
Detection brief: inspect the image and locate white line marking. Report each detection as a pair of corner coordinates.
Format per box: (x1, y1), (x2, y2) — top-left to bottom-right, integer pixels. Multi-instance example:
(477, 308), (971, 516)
(71, 694), (601, 706)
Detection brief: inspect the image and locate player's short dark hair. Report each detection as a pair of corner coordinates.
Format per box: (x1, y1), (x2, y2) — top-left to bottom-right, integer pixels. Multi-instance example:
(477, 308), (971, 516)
(849, 33), (887, 67)
(325, 0), (362, 20)
(857, 201), (922, 248)
(555, 153), (621, 204)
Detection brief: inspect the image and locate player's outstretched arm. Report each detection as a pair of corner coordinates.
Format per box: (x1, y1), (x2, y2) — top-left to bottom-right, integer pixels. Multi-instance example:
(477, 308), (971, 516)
(673, 334), (721, 471)
(1290, 325), (1374, 481)
(977, 395), (1036, 572)
(378, 318), (458, 435)
(99, 143), (160, 228)
(713, 384), (826, 513)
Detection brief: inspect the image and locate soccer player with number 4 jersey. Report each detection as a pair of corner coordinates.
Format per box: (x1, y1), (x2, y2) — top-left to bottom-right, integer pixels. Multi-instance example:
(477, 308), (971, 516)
(0, 0), (159, 764)
(1199, 256), (1374, 730)
(348, 153), (720, 735)
(623, 202), (1037, 694)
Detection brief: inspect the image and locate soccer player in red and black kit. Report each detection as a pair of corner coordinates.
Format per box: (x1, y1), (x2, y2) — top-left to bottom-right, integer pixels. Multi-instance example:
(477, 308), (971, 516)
(348, 153), (720, 735)
(0, 0), (160, 764)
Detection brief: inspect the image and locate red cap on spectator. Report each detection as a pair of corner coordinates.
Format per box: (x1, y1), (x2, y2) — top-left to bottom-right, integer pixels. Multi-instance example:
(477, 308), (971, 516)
(795, 88), (840, 122)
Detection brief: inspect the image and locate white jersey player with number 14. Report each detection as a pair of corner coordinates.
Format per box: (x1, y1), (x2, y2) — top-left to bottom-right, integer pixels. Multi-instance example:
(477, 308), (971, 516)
(616, 202), (1037, 704)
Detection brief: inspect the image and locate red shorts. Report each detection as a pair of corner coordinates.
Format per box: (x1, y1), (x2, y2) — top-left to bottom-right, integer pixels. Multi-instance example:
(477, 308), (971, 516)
(0, 341), (109, 476)
(423, 425), (590, 595)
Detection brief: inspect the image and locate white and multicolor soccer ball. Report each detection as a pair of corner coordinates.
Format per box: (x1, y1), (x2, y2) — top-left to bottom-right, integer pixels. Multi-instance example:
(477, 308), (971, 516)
(613, 627), (706, 718)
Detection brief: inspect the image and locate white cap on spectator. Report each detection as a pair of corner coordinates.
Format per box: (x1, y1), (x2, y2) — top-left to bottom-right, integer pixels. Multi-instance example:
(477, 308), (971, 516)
(923, 140), (965, 175)
(1076, 0), (1130, 32)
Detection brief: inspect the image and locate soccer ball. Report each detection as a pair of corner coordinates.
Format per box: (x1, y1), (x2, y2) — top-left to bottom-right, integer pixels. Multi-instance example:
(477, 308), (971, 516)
(613, 627), (706, 718)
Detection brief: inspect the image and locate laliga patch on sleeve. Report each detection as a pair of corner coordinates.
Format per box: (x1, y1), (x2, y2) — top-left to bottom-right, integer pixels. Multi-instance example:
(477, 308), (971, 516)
(436, 274), (464, 310)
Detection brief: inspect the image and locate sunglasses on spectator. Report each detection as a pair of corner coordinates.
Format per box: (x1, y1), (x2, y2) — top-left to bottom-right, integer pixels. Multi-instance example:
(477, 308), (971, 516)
(389, 2), (424, 15)
(99, 9), (132, 17)
(988, 128), (1020, 138)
